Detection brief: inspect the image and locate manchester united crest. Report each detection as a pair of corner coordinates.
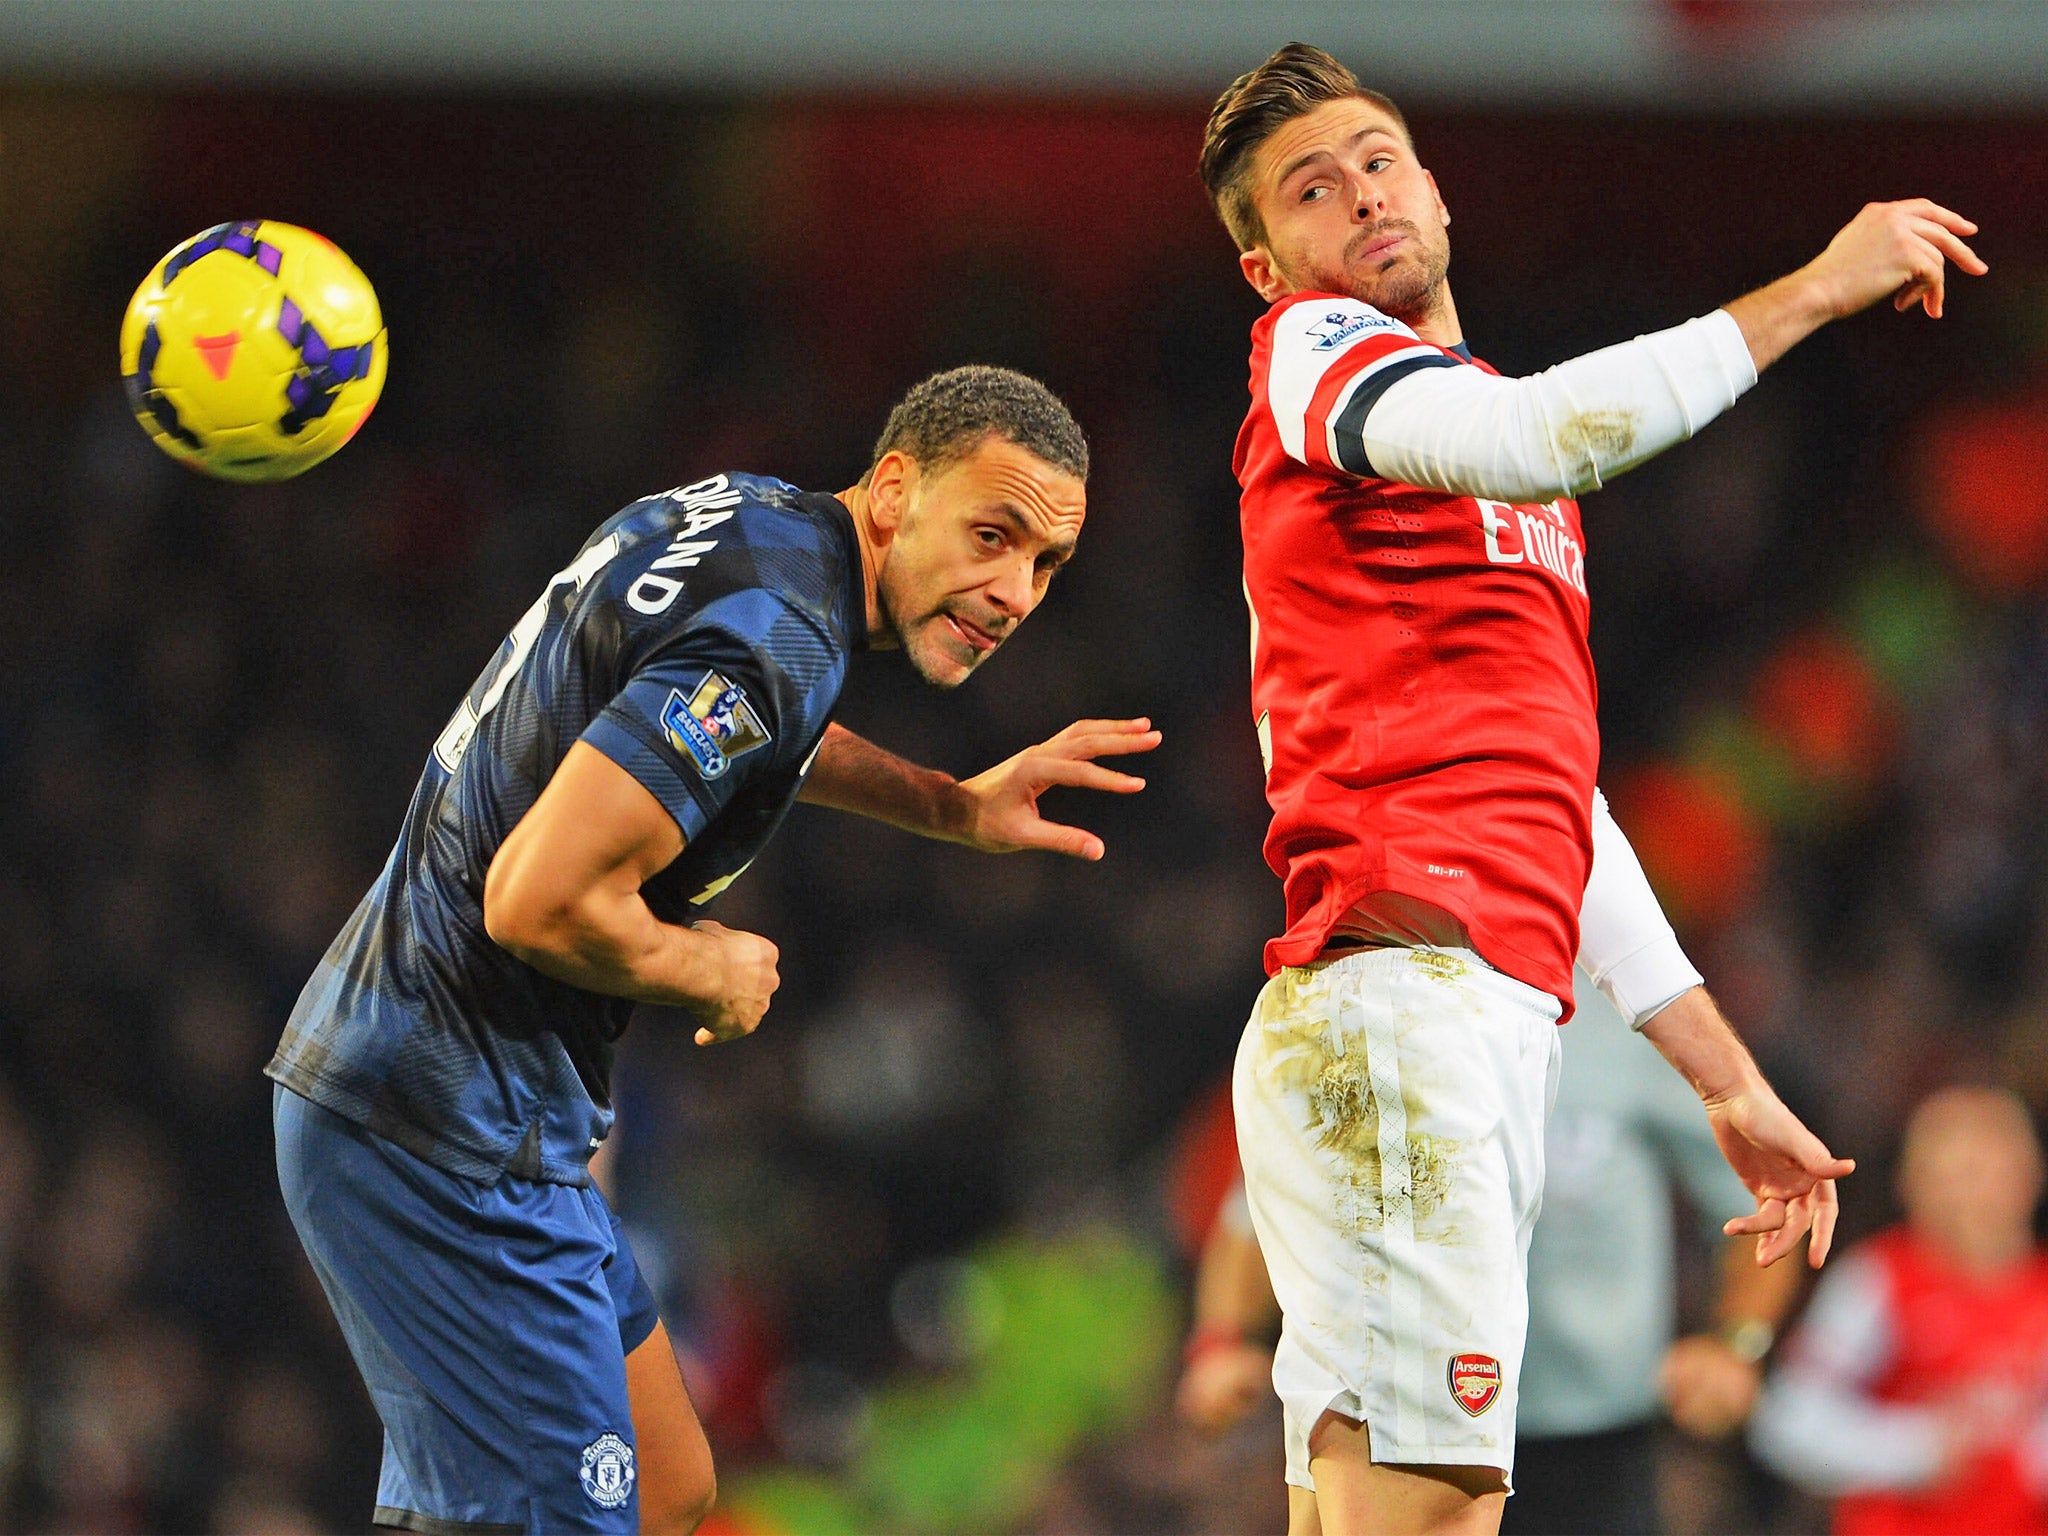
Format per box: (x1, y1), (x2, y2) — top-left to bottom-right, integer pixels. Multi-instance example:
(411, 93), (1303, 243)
(580, 1431), (636, 1510)
(1447, 1352), (1502, 1416)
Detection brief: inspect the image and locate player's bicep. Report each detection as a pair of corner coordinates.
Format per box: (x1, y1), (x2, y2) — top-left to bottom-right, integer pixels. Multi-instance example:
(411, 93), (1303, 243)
(580, 636), (789, 845)
(485, 743), (684, 940)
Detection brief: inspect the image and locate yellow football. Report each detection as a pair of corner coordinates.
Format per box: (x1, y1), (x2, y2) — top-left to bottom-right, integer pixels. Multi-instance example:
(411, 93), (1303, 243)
(120, 220), (387, 481)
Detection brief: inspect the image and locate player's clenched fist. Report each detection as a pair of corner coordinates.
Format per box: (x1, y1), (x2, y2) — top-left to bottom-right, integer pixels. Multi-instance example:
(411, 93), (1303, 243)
(1805, 198), (1987, 322)
(685, 921), (780, 1046)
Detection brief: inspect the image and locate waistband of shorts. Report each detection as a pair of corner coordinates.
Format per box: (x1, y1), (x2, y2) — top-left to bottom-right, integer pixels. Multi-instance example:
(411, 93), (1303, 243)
(1284, 944), (1562, 1021)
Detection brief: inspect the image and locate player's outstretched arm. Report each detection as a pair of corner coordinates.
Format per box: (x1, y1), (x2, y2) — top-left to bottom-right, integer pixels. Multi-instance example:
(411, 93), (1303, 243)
(1640, 988), (1855, 1269)
(484, 742), (780, 1046)
(798, 718), (1160, 859)
(1347, 200), (1984, 505)
(1727, 199), (1987, 372)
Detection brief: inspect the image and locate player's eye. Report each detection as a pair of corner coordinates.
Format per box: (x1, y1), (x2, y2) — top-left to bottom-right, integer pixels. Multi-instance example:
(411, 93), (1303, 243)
(1367, 156), (1393, 173)
(975, 526), (1006, 552)
(1301, 185), (1329, 203)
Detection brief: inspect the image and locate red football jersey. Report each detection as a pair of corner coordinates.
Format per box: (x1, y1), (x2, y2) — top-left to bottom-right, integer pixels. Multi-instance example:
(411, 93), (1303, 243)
(1235, 292), (1598, 1011)
(1836, 1228), (2048, 1536)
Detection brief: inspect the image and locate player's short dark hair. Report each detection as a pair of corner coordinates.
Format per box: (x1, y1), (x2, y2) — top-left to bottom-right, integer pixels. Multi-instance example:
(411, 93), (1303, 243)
(869, 365), (1089, 483)
(1199, 42), (1411, 253)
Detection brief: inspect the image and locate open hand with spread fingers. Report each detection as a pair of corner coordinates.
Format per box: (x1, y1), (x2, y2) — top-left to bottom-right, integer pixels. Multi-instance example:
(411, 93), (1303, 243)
(952, 717), (1162, 860)
(1705, 1080), (1855, 1268)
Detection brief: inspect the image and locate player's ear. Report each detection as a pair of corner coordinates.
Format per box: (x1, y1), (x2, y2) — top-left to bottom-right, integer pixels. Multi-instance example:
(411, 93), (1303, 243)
(866, 450), (914, 536)
(1240, 245), (1288, 304)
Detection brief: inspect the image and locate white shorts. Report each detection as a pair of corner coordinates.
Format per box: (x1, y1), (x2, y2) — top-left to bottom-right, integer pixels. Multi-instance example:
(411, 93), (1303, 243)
(1232, 946), (1561, 1489)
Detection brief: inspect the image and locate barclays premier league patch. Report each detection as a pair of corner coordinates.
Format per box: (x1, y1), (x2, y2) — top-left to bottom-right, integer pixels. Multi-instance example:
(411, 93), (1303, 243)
(662, 671), (771, 779)
(1306, 308), (1390, 351)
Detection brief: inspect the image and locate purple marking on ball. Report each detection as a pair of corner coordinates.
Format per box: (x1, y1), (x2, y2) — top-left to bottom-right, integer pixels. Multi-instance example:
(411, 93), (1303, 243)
(257, 243), (282, 275)
(277, 299), (303, 346)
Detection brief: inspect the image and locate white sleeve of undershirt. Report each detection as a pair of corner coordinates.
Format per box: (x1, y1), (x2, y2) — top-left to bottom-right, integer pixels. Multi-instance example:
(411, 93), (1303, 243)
(1360, 309), (1759, 503)
(1749, 1252), (1948, 1494)
(1579, 789), (1702, 1028)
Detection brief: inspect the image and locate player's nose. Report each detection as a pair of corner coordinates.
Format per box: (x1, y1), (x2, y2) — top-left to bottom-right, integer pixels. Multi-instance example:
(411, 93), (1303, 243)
(1351, 172), (1386, 220)
(988, 558), (1035, 617)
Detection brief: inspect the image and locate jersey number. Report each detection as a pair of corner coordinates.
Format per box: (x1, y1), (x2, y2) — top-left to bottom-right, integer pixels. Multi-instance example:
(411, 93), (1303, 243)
(432, 534), (623, 772)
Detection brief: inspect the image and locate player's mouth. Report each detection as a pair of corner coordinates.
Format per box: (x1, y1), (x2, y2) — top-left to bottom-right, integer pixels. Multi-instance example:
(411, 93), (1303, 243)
(1354, 231), (1409, 264)
(941, 611), (1002, 655)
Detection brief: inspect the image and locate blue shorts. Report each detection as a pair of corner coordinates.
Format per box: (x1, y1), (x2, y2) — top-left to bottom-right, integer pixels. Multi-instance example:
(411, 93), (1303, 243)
(274, 1086), (660, 1534)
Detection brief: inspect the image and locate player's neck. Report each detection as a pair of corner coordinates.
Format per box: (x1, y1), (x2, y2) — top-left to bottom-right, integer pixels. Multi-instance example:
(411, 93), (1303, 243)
(837, 482), (891, 644)
(1406, 280), (1464, 351)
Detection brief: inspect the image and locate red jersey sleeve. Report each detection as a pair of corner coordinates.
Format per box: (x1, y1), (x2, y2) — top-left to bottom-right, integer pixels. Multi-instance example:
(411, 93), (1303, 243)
(1263, 295), (1464, 476)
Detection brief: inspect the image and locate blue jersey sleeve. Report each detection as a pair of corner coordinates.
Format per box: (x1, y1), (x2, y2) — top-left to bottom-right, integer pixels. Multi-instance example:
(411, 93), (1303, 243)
(580, 589), (835, 843)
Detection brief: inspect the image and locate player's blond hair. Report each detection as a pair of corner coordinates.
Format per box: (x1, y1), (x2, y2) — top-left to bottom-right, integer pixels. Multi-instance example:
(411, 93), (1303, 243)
(1199, 43), (1411, 253)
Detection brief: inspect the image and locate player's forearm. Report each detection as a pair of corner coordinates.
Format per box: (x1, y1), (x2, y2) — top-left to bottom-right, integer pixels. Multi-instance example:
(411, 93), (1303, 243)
(489, 885), (725, 1008)
(1360, 310), (1758, 502)
(797, 723), (972, 842)
(1638, 986), (1768, 1103)
(1193, 1224), (1282, 1339)
(1715, 1231), (1804, 1334)
(1751, 1375), (1947, 1494)
(1723, 267), (1840, 375)
(1579, 789), (1702, 1026)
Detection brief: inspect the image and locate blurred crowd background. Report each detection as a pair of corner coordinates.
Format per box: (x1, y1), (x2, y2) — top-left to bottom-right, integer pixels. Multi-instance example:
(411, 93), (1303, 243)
(4, 3), (2048, 1531)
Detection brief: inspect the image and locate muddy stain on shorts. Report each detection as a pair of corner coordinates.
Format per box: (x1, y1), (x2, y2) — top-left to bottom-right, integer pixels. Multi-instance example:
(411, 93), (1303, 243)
(1257, 986), (1462, 1247)
(1409, 950), (1469, 985)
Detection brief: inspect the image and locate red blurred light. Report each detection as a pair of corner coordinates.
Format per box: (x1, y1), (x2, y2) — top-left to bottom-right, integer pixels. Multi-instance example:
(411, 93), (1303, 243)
(1918, 393), (2048, 595)
(1749, 629), (1897, 788)
(1609, 760), (1766, 930)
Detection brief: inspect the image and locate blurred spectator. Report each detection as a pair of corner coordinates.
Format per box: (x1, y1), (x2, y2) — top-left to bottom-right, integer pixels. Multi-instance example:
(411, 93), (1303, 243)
(1751, 1087), (2048, 1536)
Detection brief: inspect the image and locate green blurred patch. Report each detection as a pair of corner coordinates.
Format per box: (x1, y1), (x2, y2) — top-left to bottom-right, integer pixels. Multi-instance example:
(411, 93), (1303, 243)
(1841, 561), (1971, 702)
(727, 1227), (1175, 1536)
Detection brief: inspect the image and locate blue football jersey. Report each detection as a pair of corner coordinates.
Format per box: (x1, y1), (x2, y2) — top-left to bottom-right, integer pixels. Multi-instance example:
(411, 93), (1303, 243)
(268, 473), (861, 1185)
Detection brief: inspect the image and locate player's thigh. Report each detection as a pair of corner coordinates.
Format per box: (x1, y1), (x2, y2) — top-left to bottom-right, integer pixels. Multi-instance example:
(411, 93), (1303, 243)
(1288, 1484), (1325, 1536)
(1234, 950), (1555, 1477)
(276, 1088), (644, 1532)
(626, 1322), (715, 1534)
(1307, 1412), (1506, 1536)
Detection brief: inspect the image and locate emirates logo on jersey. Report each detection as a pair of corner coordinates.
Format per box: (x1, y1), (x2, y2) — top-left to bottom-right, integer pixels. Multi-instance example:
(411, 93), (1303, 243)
(1448, 1353), (1502, 1416)
(1476, 499), (1587, 595)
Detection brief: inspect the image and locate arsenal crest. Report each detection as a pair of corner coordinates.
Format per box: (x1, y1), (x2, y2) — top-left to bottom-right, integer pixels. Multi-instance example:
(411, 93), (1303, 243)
(1447, 1352), (1502, 1416)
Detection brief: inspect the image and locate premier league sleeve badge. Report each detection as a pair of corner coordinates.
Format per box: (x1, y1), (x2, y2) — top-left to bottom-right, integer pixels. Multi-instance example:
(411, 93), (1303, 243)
(661, 670), (773, 779)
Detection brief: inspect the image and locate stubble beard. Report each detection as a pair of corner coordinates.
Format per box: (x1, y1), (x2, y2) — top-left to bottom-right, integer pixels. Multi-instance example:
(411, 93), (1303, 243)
(1335, 221), (1449, 329)
(879, 576), (975, 690)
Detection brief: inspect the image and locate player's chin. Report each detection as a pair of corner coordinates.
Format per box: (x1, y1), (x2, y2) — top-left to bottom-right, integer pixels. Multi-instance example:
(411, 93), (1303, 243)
(1349, 255), (1433, 314)
(905, 626), (985, 689)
